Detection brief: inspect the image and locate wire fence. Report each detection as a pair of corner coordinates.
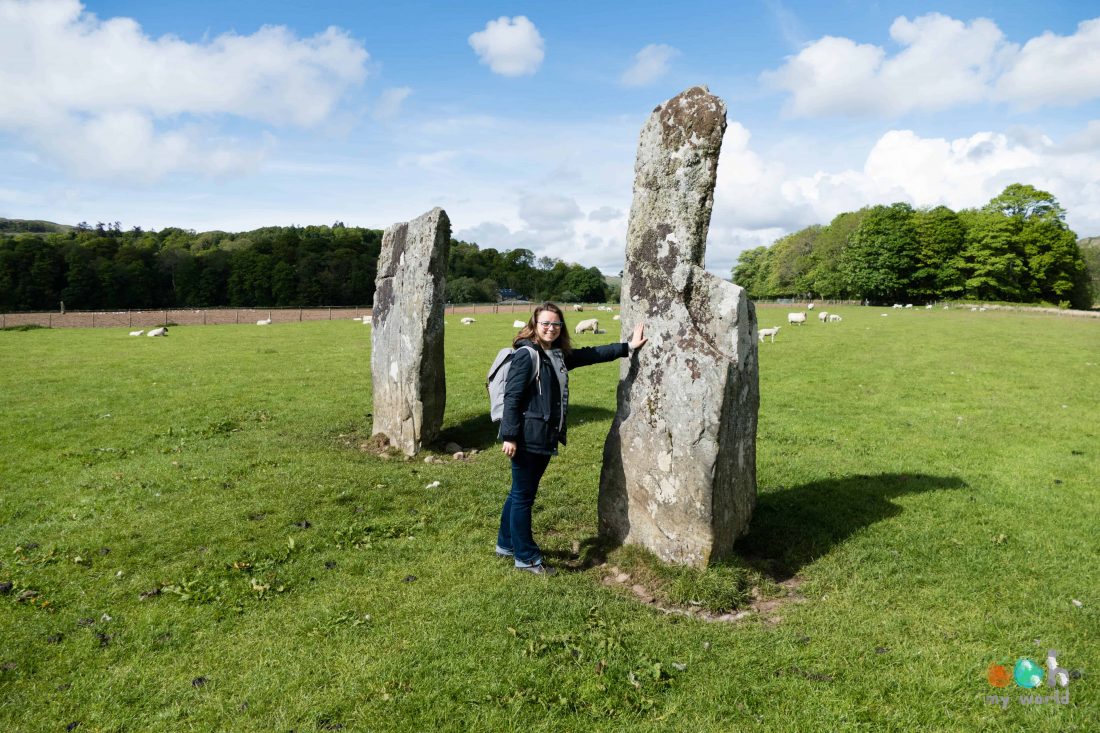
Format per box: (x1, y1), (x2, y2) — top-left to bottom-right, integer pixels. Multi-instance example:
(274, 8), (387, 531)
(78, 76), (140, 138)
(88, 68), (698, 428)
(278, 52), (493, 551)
(0, 302), (613, 329)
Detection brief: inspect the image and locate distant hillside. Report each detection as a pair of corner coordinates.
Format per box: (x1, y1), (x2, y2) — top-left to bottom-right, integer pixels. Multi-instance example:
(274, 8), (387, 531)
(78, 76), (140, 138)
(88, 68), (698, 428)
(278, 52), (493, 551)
(0, 218), (73, 234)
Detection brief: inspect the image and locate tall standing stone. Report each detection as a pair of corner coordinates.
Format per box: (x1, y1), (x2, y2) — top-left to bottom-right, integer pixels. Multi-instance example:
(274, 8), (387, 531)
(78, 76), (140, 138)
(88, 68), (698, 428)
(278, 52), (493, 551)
(598, 87), (759, 567)
(371, 207), (450, 456)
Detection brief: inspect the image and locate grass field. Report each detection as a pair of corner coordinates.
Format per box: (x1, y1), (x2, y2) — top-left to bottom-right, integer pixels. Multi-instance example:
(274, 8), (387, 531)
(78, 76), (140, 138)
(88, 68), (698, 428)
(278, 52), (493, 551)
(1, 305), (1097, 731)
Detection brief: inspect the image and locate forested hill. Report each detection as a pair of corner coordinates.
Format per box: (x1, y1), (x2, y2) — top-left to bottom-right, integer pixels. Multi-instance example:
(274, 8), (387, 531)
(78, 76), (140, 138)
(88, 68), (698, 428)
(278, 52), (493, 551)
(0, 221), (611, 312)
(733, 184), (1096, 309)
(0, 218), (73, 234)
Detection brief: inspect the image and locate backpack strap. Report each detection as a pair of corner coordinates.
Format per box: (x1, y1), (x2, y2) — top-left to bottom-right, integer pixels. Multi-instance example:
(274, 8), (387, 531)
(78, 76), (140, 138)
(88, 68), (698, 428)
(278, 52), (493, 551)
(521, 345), (541, 394)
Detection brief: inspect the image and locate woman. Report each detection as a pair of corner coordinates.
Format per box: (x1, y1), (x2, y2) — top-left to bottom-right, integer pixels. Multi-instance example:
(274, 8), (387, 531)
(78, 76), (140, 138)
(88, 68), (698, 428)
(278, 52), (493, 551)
(496, 302), (647, 575)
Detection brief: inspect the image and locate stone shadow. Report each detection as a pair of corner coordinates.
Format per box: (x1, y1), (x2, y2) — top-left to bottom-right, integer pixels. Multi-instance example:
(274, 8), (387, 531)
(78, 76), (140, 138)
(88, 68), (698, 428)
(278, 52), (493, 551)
(436, 404), (616, 453)
(575, 472), (966, 576)
(734, 472), (967, 580)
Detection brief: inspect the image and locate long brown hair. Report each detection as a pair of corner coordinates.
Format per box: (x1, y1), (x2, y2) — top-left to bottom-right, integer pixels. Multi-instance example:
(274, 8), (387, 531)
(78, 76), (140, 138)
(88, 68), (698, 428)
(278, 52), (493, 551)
(514, 301), (573, 355)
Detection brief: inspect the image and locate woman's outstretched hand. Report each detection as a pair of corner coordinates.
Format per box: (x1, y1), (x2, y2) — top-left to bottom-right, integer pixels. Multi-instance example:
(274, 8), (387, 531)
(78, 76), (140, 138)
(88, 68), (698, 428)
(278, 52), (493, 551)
(629, 322), (648, 351)
(502, 440), (517, 457)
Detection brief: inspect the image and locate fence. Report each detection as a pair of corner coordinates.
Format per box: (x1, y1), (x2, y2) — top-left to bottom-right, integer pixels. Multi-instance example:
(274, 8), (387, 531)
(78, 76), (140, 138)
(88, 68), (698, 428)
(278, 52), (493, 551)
(0, 302), (599, 329)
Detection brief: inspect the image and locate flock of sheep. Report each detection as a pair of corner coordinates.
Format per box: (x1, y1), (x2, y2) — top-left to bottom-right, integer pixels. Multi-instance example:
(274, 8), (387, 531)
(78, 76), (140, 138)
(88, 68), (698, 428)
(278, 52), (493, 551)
(128, 327), (168, 337)
(759, 304), (843, 343)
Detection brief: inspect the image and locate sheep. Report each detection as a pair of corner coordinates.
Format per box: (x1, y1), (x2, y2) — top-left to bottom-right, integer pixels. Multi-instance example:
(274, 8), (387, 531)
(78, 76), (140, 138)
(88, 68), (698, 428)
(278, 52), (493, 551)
(362, 315), (372, 325)
(828, 314), (842, 322)
(461, 317), (476, 325)
(818, 311), (829, 322)
(612, 315), (621, 320)
(512, 320), (526, 328)
(807, 303), (815, 310)
(892, 304), (903, 309)
(979, 307), (988, 312)
(147, 327), (168, 337)
(572, 305), (584, 312)
(905, 304), (913, 309)
(787, 312), (806, 325)
(128, 329), (145, 337)
(256, 318), (272, 325)
(574, 318), (599, 334)
(758, 326), (780, 343)
(925, 304), (933, 310)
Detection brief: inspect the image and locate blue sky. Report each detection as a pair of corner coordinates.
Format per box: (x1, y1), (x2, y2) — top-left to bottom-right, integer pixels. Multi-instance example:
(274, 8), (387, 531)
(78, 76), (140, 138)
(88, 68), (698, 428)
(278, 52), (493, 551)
(3, 1), (1100, 275)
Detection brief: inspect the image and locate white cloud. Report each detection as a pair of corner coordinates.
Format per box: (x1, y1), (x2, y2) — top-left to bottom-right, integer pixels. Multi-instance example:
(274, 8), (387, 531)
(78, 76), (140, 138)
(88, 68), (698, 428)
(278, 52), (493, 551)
(588, 206), (622, 222)
(0, 0), (369, 179)
(621, 44), (679, 86)
(763, 13), (1005, 117)
(517, 192), (583, 244)
(707, 119), (1100, 266)
(994, 18), (1100, 107)
(373, 87), (412, 121)
(468, 16), (544, 76)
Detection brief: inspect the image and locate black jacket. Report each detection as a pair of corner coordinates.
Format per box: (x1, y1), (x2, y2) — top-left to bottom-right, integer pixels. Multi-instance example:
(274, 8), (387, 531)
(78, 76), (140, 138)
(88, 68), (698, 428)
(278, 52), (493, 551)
(500, 338), (628, 454)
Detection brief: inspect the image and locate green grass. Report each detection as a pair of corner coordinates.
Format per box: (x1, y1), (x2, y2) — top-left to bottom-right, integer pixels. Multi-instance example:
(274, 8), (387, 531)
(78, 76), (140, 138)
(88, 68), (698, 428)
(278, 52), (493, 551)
(1, 306), (1097, 731)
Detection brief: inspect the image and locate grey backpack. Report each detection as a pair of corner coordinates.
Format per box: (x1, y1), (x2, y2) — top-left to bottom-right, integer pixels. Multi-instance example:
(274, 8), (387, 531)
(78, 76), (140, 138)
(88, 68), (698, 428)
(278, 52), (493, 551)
(486, 345), (540, 422)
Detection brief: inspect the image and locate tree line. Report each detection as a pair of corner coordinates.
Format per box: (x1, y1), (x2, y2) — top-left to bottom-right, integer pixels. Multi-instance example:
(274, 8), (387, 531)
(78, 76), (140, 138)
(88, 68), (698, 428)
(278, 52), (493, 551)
(732, 184), (1096, 309)
(0, 221), (610, 312)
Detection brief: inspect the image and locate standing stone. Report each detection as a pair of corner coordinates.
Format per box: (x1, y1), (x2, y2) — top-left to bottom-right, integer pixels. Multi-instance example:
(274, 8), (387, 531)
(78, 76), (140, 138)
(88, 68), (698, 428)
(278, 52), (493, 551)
(371, 207), (450, 456)
(598, 87), (759, 567)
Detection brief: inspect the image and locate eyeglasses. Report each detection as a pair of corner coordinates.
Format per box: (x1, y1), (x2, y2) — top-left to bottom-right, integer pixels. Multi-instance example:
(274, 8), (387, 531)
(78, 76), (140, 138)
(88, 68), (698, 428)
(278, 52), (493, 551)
(536, 321), (564, 328)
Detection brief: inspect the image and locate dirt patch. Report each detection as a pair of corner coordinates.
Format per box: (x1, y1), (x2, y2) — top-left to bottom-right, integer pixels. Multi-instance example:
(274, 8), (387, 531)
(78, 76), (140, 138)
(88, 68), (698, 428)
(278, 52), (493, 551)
(597, 565), (808, 624)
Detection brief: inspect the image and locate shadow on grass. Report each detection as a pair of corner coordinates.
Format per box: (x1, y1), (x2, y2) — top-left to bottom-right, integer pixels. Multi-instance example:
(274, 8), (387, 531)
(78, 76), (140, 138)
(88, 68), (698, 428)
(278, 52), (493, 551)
(734, 472), (967, 580)
(570, 472), (966, 578)
(437, 404), (615, 452)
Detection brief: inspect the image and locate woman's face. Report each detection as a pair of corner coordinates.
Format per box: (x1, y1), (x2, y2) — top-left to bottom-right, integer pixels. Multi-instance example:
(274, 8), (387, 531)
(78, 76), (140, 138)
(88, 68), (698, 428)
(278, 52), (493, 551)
(534, 310), (564, 342)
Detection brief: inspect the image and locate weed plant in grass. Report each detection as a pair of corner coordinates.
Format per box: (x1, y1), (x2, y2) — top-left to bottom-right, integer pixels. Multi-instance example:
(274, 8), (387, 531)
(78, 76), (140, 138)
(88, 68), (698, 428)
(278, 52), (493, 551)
(0, 307), (1097, 731)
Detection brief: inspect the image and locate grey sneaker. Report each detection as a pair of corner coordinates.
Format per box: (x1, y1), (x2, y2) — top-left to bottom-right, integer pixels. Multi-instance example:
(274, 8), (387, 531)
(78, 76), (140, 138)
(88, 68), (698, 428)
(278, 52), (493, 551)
(515, 563), (558, 576)
(495, 545), (514, 559)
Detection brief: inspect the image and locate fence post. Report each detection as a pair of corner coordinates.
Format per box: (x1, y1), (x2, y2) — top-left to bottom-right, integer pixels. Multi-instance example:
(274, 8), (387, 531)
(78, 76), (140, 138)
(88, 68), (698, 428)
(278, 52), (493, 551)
(236, 310), (239, 324)
(49, 313), (52, 327)
(164, 311), (168, 326)
(299, 308), (303, 322)
(92, 312), (95, 327)
(129, 311), (132, 327)
(203, 310), (206, 325)
(328, 307), (332, 320)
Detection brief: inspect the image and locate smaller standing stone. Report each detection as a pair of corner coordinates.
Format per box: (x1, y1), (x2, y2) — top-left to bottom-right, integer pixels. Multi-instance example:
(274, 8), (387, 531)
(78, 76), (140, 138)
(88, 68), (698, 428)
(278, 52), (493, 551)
(371, 208), (450, 456)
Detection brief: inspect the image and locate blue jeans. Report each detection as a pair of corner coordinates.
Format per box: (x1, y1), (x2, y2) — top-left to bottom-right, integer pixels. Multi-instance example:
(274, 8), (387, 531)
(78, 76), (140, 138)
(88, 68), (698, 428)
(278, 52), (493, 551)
(497, 450), (552, 566)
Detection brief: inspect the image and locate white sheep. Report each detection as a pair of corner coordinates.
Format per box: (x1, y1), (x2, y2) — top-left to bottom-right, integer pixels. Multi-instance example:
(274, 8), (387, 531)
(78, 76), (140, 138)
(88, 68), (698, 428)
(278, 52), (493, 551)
(461, 317), (476, 325)
(362, 316), (372, 325)
(905, 304), (913, 309)
(818, 311), (829, 322)
(925, 304), (933, 310)
(147, 327), (168, 337)
(256, 318), (272, 325)
(612, 314), (621, 321)
(828, 314), (842, 322)
(758, 326), (780, 342)
(572, 305), (584, 312)
(128, 329), (145, 337)
(807, 303), (815, 310)
(574, 318), (599, 334)
(512, 320), (526, 328)
(892, 304), (903, 309)
(787, 312), (806, 325)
